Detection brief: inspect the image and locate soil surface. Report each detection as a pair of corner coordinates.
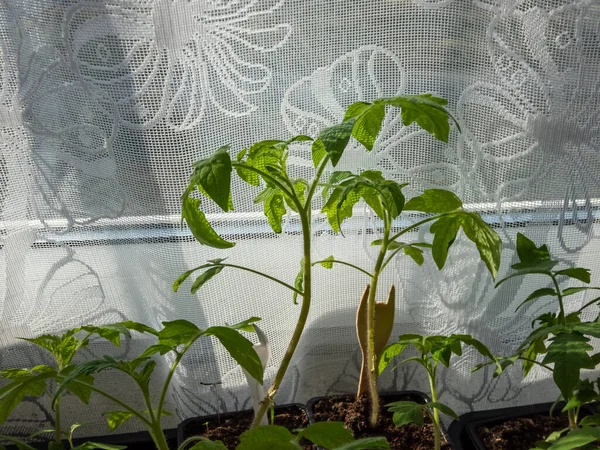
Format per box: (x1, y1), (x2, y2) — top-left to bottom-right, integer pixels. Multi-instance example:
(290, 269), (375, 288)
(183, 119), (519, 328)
(180, 405), (311, 449)
(311, 394), (451, 450)
(475, 413), (571, 450)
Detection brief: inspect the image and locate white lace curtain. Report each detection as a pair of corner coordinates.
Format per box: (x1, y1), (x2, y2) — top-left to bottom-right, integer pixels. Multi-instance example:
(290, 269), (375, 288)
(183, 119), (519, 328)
(1, 0), (599, 439)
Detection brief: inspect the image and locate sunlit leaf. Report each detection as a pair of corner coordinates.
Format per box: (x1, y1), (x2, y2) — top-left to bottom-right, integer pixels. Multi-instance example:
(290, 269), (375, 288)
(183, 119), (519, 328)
(181, 196), (235, 249)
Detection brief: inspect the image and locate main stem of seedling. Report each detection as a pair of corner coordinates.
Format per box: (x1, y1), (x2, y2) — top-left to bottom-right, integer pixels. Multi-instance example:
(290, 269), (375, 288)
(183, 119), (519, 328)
(551, 274), (578, 430)
(250, 157), (329, 428)
(429, 365), (441, 450)
(365, 218), (390, 426)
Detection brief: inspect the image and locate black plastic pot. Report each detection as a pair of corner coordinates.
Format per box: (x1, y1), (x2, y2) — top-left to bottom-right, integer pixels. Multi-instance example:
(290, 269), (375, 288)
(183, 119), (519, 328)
(2, 428), (178, 450)
(448, 401), (595, 450)
(177, 403), (308, 449)
(306, 391), (451, 449)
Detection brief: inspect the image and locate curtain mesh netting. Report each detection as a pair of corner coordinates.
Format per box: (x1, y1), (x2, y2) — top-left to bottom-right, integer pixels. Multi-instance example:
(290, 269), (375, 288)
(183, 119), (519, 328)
(1, 0), (599, 438)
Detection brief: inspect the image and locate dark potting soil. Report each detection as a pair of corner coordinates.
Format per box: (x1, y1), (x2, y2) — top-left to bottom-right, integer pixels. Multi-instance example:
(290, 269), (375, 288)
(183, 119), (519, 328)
(311, 394), (451, 450)
(475, 413), (571, 450)
(181, 405), (311, 449)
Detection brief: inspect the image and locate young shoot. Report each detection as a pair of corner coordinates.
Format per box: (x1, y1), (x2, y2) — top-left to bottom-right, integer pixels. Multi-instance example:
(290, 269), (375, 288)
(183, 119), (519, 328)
(474, 233), (600, 433)
(379, 334), (498, 450)
(0, 324), (137, 450)
(51, 318), (263, 450)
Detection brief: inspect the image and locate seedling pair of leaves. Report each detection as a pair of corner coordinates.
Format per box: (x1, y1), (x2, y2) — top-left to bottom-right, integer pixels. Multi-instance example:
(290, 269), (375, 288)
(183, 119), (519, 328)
(181, 422), (389, 450)
(50, 318), (263, 450)
(175, 93), (475, 428)
(0, 324), (139, 450)
(378, 334), (499, 450)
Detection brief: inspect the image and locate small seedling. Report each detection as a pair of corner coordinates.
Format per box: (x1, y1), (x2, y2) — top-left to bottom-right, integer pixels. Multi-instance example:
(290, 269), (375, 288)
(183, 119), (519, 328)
(474, 233), (600, 448)
(0, 324), (135, 450)
(379, 334), (498, 450)
(47, 318), (264, 450)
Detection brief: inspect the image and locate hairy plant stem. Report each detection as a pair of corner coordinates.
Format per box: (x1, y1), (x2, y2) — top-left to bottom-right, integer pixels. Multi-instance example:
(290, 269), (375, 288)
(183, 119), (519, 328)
(365, 213), (391, 427)
(429, 364), (441, 450)
(54, 396), (61, 444)
(251, 156), (329, 428)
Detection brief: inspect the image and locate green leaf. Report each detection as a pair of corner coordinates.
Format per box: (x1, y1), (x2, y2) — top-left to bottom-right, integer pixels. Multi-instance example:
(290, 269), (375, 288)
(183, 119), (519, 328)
(378, 343), (408, 375)
(547, 426), (600, 450)
(516, 288), (557, 311)
(523, 338), (546, 378)
(322, 180), (362, 233)
(344, 102), (386, 151)
(139, 344), (174, 358)
(181, 196), (235, 249)
(81, 324), (132, 347)
(0, 436), (37, 450)
(335, 438), (390, 450)
(385, 401), (424, 427)
(293, 258), (305, 305)
(320, 256), (335, 269)
(205, 326), (264, 384)
(158, 320), (201, 347)
(460, 213), (502, 280)
(0, 370), (55, 423)
(379, 94), (456, 142)
(542, 332), (595, 400)
(187, 441), (228, 450)
(191, 266), (224, 294)
(555, 268), (591, 284)
(237, 425), (297, 450)
(264, 192), (286, 234)
(563, 287), (600, 297)
(297, 422), (354, 449)
(403, 246), (424, 266)
(72, 443), (127, 450)
(315, 118), (357, 167)
(102, 410), (134, 432)
(510, 233), (558, 272)
(311, 139), (327, 168)
(322, 171), (352, 200)
(60, 366), (94, 404)
(190, 146), (233, 212)
(227, 317), (262, 333)
(425, 402), (459, 420)
(429, 214), (462, 270)
(117, 321), (159, 336)
(404, 189), (462, 213)
(579, 415), (600, 427)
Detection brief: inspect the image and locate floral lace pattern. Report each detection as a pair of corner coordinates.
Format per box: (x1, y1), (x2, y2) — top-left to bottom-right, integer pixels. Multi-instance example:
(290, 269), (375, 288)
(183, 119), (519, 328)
(0, 0), (599, 437)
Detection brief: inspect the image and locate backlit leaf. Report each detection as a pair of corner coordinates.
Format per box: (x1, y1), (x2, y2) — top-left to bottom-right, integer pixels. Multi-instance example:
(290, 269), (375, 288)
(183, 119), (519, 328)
(191, 146), (233, 212)
(315, 118), (356, 167)
(181, 196), (235, 249)
(404, 189), (462, 213)
(344, 102), (386, 151)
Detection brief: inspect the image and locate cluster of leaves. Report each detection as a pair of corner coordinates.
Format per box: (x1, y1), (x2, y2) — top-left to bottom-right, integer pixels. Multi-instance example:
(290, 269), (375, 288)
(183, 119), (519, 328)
(532, 378), (600, 449)
(183, 422), (389, 450)
(379, 334), (498, 450)
(0, 319), (263, 450)
(0, 325), (136, 450)
(474, 233), (600, 449)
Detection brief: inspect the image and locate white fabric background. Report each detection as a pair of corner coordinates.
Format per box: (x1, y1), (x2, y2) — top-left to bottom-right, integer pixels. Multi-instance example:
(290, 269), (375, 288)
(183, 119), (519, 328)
(1, 0), (599, 439)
